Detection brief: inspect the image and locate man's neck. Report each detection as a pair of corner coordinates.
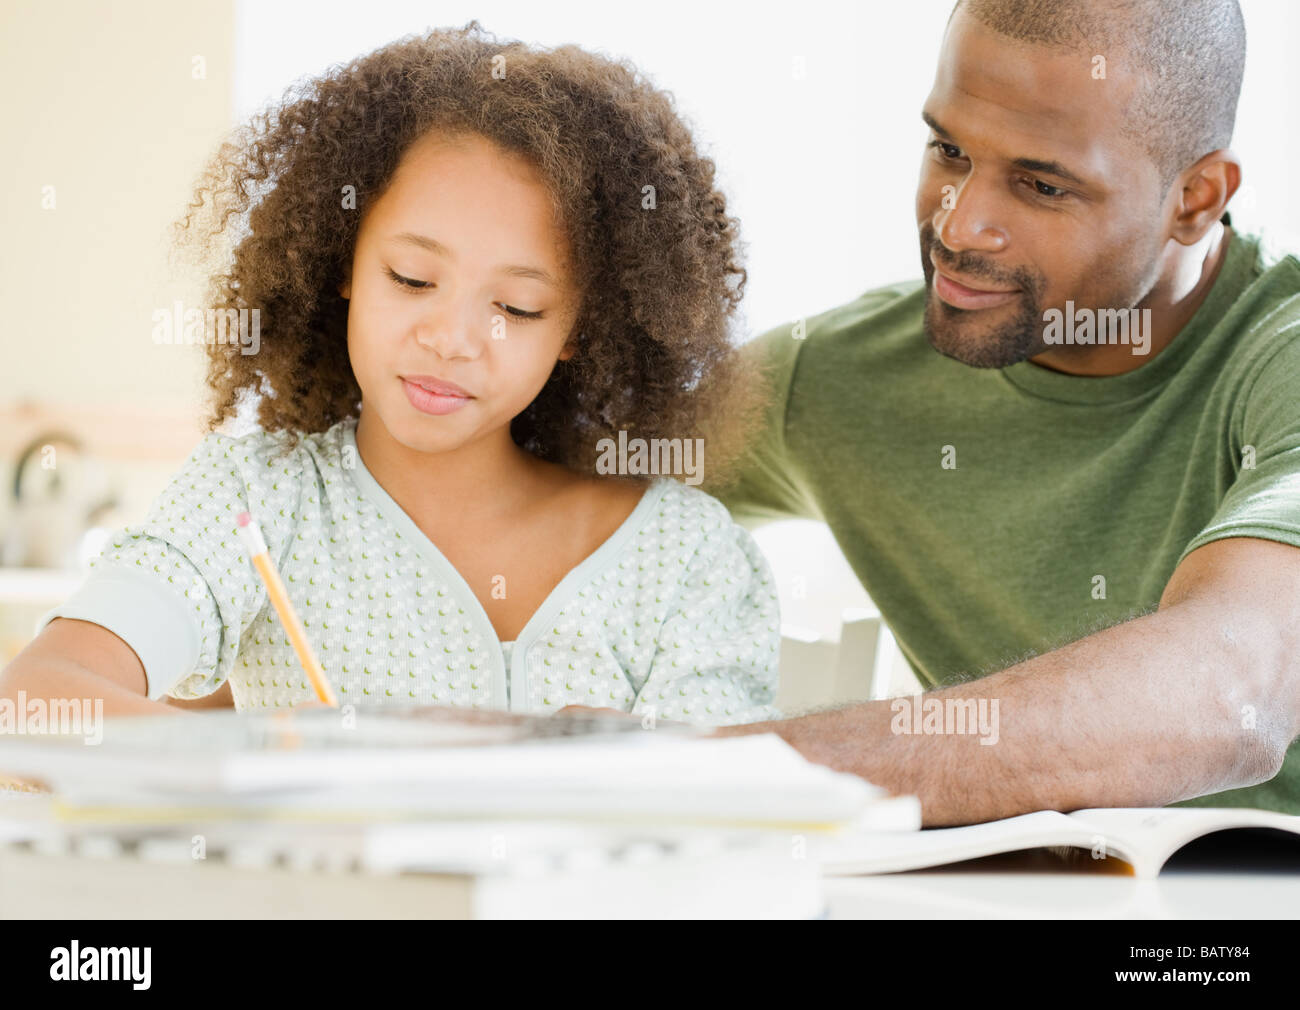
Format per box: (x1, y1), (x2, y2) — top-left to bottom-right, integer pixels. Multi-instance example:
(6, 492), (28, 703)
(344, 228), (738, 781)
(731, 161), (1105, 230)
(1029, 222), (1232, 377)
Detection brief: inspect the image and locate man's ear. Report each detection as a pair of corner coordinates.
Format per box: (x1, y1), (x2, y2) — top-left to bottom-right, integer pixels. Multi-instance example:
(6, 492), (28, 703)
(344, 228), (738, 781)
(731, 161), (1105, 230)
(1171, 150), (1242, 245)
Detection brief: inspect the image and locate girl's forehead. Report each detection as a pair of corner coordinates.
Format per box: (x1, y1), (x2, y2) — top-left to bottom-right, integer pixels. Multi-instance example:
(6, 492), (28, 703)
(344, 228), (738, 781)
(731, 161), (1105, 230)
(395, 130), (548, 195)
(367, 133), (570, 271)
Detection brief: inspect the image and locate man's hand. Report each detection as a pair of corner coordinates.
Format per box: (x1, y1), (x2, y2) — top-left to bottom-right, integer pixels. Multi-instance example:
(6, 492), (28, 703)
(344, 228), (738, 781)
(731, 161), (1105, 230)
(720, 537), (1300, 826)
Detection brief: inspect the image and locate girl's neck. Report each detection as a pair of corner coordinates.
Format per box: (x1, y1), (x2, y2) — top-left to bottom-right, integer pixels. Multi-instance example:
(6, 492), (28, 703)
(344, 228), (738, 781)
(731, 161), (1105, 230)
(354, 410), (561, 528)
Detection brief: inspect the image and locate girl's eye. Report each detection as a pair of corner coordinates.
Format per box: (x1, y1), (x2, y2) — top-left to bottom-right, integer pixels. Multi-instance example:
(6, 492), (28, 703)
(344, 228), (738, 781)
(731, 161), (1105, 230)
(384, 267), (544, 318)
(499, 304), (544, 320)
(385, 267), (430, 290)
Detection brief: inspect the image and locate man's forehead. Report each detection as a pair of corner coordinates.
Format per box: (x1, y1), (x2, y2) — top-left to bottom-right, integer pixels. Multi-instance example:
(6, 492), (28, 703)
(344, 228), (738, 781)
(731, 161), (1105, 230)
(927, 9), (1141, 180)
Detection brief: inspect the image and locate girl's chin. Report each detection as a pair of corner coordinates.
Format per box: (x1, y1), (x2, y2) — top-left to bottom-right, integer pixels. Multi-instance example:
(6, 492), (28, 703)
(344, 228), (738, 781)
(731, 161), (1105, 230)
(390, 410), (508, 458)
(358, 391), (525, 458)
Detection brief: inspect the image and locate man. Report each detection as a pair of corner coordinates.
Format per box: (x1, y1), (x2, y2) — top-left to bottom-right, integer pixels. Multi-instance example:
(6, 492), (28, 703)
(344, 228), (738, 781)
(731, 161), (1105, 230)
(709, 0), (1300, 825)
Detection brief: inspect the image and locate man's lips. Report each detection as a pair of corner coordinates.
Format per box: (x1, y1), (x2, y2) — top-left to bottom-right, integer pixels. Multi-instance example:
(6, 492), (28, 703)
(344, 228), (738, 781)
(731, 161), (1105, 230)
(931, 261), (1021, 310)
(401, 375), (473, 416)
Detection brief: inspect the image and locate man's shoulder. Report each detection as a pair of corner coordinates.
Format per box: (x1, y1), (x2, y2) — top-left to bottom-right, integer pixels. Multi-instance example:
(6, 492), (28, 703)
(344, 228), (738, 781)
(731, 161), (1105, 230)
(742, 280), (926, 366)
(1219, 230), (1300, 378)
(1230, 228), (1300, 318)
(1248, 227), (1300, 281)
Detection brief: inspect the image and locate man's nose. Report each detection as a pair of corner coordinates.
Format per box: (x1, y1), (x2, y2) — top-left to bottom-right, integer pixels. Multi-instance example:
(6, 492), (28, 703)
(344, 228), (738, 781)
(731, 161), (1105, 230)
(934, 176), (1009, 256)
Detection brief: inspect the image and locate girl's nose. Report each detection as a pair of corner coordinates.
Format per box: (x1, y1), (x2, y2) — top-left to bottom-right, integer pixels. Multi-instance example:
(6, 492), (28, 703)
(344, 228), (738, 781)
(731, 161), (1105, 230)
(413, 299), (483, 360)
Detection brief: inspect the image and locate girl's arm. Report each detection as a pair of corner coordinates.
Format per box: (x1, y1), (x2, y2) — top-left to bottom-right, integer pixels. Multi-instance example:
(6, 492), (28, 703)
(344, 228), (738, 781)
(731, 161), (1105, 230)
(20, 429), (310, 710)
(162, 681), (235, 709)
(0, 617), (183, 717)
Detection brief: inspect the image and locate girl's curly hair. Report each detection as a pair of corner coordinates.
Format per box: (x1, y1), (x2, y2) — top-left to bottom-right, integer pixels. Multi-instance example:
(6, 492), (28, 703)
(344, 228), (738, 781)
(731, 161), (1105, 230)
(174, 20), (766, 487)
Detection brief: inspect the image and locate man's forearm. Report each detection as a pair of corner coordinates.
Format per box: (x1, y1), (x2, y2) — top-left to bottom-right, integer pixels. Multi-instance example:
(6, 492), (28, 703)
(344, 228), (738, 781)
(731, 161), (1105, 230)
(721, 595), (1294, 825)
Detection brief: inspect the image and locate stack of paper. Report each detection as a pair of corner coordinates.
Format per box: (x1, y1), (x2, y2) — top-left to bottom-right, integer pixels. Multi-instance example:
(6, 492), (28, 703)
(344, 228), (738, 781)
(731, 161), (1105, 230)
(0, 708), (919, 918)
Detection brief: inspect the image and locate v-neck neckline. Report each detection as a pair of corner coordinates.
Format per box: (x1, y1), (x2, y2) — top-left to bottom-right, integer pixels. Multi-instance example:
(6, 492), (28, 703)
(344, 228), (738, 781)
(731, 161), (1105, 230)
(341, 419), (670, 704)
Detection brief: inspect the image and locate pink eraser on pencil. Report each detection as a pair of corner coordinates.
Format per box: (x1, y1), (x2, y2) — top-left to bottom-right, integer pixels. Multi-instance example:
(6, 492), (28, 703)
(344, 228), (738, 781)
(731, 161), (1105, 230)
(234, 512), (268, 556)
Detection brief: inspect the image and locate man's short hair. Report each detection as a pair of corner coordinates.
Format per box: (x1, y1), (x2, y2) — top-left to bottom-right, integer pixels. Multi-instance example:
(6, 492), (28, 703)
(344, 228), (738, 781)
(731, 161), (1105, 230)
(954, 0), (1246, 190)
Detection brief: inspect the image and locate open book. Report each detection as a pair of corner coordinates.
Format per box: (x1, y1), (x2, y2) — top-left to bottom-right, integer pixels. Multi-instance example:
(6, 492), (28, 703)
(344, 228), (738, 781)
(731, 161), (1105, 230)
(816, 806), (1300, 879)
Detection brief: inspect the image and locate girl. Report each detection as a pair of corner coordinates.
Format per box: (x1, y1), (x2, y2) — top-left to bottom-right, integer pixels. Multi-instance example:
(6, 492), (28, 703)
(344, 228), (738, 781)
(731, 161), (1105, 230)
(3, 22), (780, 726)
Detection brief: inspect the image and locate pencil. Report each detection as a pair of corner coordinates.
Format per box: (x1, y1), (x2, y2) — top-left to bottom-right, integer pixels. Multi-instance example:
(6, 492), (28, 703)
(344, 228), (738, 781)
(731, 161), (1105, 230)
(234, 511), (339, 707)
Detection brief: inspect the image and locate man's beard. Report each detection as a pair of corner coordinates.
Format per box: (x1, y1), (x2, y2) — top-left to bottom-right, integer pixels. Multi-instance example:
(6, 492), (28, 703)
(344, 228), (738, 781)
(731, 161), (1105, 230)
(919, 225), (1046, 369)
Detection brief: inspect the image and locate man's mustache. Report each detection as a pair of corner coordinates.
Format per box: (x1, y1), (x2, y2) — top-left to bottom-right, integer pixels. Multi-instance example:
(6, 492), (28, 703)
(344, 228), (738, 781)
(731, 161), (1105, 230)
(921, 227), (1039, 296)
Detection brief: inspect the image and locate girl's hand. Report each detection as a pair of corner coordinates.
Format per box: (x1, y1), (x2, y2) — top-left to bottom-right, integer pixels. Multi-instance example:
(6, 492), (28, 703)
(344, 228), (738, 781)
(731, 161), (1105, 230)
(0, 772), (51, 794)
(557, 704), (639, 720)
(293, 699), (333, 710)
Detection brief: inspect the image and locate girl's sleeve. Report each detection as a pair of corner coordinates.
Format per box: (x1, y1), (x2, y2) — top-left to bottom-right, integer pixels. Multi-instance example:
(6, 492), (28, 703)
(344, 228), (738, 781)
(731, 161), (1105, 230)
(633, 499), (783, 726)
(32, 431), (306, 701)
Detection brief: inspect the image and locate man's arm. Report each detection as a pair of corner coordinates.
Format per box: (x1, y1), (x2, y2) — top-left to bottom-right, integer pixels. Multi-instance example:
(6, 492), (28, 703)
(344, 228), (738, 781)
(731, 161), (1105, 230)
(716, 536), (1300, 826)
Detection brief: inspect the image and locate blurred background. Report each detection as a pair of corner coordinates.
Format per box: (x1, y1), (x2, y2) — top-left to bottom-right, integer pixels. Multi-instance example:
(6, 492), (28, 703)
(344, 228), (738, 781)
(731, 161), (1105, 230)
(3, 0), (1298, 701)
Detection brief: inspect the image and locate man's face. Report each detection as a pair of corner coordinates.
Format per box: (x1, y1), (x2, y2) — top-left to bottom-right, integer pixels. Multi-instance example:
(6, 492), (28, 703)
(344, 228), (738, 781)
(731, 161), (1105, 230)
(916, 10), (1167, 368)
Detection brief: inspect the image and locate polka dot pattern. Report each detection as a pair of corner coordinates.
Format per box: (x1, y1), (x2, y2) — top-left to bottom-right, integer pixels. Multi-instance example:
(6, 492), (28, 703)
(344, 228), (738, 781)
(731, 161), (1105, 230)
(81, 418), (781, 725)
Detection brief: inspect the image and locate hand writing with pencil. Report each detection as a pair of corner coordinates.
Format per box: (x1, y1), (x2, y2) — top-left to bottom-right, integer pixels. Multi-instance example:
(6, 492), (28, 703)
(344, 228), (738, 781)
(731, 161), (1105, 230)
(557, 705), (642, 720)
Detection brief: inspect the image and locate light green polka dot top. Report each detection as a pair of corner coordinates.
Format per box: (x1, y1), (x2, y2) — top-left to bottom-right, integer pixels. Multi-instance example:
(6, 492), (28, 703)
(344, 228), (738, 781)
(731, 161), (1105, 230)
(36, 417), (782, 726)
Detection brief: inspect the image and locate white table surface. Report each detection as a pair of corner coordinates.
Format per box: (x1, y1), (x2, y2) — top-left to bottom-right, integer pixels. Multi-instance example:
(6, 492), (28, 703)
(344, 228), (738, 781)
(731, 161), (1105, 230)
(5, 791), (1298, 919)
(3, 845), (1296, 919)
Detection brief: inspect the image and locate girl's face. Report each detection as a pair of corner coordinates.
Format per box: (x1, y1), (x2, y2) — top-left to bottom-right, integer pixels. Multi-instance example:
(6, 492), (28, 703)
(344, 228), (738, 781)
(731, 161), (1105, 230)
(341, 130), (581, 457)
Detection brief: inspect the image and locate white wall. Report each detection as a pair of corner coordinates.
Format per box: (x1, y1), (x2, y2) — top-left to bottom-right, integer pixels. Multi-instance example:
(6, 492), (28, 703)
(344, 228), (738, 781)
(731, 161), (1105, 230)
(1, 0), (234, 426)
(0, 0), (237, 655)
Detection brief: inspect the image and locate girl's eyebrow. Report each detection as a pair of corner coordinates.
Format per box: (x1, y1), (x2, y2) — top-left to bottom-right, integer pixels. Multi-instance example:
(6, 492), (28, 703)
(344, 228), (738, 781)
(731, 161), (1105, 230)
(391, 231), (559, 287)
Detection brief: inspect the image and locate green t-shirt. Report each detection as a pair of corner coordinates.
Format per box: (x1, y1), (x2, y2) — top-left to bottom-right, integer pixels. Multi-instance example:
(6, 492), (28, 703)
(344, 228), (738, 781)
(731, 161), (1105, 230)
(714, 229), (1300, 813)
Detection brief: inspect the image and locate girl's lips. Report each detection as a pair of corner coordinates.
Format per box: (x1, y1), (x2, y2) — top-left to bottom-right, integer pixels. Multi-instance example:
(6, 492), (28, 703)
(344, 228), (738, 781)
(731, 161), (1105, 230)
(932, 268), (1021, 311)
(402, 377), (472, 415)
(402, 373), (471, 397)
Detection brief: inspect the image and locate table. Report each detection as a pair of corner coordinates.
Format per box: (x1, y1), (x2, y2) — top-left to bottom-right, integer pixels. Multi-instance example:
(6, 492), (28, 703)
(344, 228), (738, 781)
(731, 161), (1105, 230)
(3, 842), (1296, 918)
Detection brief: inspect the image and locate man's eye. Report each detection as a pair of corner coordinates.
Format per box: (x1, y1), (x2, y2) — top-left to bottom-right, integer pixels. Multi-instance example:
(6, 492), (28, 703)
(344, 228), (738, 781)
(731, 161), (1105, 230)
(1032, 180), (1067, 198)
(385, 267), (430, 290)
(928, 140), (964, 160)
